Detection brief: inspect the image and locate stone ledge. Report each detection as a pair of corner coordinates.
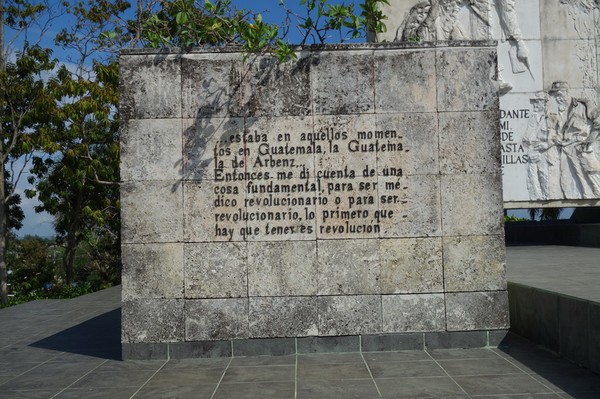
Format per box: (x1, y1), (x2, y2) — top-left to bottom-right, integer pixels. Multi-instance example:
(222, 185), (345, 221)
(122, 330), (508, 360)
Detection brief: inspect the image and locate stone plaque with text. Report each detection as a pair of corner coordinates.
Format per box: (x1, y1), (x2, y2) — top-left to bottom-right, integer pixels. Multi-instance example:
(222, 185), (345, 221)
(120, 43), (508, 358)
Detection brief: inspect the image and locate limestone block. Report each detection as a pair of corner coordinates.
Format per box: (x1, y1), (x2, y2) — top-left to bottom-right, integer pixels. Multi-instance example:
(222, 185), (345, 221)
(244, 116), (315, 179)
(375, 113), (439, 176)
(441, 174), (503, 236)
(439, 111), (501, 174)
(316, 177), (380, 240)
(446, 291), (510, 331)
(380, 238), (443, 294)
(436, 47), (498, 112)
(122, 299), (184, 342)
(443, 235), (507, 292)
(119, 54), (181, 119)
(242, 54), (312, 116)
(183, 117), (245, 180)
(378, 175), (442, 238)
(185, 298), (249, 340)
(249, 297), (318, 337)
(314, 114), (377, 176)
(121, 119), (183, 182)
(122, 243), (184, 300)
(248, 241), (317, 296)
(542, 39), (597, 90)
(181, 53), (244, 118)
(121, 181), (183, 244)
(374, 49), (437, 113)
(183, 181), (246, 243)
(184, 242), (247, 298)
(311, 51), (374, 115)
(244, 177), (318, 242)
(382, 294), (445, 332)
(317, 239), (380, 295)
(318, 295), (382, 336)
(540, 0), (596, 40)
(489, 0), (541, 41)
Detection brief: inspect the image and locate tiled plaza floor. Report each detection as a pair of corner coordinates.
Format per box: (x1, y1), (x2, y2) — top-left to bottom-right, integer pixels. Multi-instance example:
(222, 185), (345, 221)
(0, 246), (599, 398)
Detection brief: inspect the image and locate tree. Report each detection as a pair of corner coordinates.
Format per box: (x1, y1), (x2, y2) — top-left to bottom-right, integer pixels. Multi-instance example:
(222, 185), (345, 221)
(0, 0), (60, 304)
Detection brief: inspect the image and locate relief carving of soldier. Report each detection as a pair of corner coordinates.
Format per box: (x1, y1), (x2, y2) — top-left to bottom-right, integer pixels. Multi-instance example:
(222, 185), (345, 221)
(522, 92), (551, 200)
(547, 81), (599, 199)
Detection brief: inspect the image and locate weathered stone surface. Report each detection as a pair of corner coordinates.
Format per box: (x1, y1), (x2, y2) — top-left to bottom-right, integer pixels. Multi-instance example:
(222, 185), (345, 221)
(318, 295), (382, 336)
(439, 111), (501, 174)
(121, 181), (183, 244)
(375, 113), (439, 176)
(249, 297), (318, 337)
(183, 117), (245, 181)
(378, 175), (442, 238)
(122, 299), (184, 342)
(317, 239), (380, 295)
(374, 50), (437, 113)
(441, 174), (503, 236)
(242, 54), (312, 116)
(181, 53), (244, 118)
(183, 180), (245, 243)
(248, 241), (317, 296)
(436, 48), (499, 112)
(380, 238), (443, 294)
(311, 51), (374, 115)
(122, 243), (183, 300)
(185, 299), (248, 341)
(446, 291), (510, 331)
(443, 235), (507, 292)
(382, 294), (445, 332)
(119, 54), (181, 119)
(121, 119), (183, 182)
(184, 242), (247, 298)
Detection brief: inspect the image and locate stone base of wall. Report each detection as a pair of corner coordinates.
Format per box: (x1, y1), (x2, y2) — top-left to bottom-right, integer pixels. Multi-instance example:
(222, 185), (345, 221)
(122, 330), (509, 360)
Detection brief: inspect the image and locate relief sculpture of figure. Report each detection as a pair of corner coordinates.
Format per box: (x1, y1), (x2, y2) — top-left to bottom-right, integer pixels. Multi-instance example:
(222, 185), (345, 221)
(548, 81), (597, 199)
(522, 92), (550, 200)
(395, 0), (467, 42)
(579, 110), (600, 196)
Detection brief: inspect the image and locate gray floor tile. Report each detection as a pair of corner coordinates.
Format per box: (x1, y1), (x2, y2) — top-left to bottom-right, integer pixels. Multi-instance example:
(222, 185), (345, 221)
(161, 358), (230, 369)
(0, 390), (59, 399)
(0, 362), (41, 376)
(532, 372), (600, 394)
(363, 350), (431, 363)
(438, 357), (525, 376)
(221, 365), (295, 383)
(54, 386), (139, 399)
(133, 383), (217, 399)
(376, 376), (467, 398)
(454, 374), (554, 396)
(297, 379), (381, 399)
(145, 368), (225, 386)
(368, 360), (445, 378)
(471, 395), (561, 399)
(69, 370), (156, 389)
(213, 382), (295, 399)
(297, 352), (364, 365)
(427, 348), (498, 360)
(297, 362), (371, 381)
(94, 359), (166, 372)
(229, 355), (296, 367)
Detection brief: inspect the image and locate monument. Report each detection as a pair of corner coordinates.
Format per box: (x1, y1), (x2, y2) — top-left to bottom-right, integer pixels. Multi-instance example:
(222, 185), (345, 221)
(120, 42), (508, 359)
(378, 0), (600, 208)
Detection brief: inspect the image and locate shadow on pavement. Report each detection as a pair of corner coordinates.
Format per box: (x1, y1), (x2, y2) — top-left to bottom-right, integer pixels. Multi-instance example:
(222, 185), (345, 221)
(29, 308), (121, 360)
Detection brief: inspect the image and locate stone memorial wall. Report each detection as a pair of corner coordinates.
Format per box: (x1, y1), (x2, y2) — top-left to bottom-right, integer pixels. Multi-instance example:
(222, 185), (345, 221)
(120, 43), (508, 360)
(377, 0), (600, 208)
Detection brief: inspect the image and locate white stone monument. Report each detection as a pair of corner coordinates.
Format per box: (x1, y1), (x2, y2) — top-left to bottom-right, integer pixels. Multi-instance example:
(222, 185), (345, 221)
(377, 0), (600, 208)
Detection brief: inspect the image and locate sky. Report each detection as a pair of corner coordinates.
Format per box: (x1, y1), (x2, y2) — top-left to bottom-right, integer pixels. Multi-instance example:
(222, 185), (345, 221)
(5, 0), (568, 238)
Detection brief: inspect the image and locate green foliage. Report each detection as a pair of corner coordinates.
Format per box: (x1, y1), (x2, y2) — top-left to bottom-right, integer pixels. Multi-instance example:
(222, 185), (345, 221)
(504, 215), (527, 222)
